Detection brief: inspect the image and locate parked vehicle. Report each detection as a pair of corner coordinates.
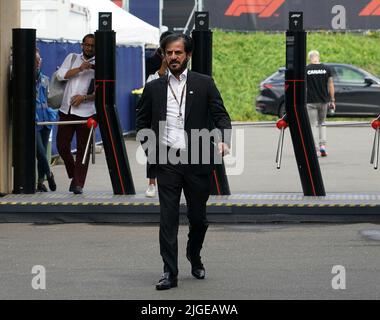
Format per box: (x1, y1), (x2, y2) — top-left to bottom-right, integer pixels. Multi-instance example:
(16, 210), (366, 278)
(256, 63), (380, 117)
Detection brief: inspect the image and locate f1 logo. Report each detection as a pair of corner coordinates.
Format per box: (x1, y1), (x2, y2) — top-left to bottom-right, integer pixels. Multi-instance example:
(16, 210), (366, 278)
(359, 0), (380, 16)
(225, 0), (285, 17)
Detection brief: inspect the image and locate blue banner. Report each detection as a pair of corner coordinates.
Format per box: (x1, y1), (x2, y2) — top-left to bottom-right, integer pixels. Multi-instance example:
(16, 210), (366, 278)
(129, 0), (160, 27)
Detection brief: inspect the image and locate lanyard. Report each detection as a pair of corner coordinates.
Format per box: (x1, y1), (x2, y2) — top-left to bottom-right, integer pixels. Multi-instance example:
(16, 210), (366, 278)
(168, 79), (186, 117)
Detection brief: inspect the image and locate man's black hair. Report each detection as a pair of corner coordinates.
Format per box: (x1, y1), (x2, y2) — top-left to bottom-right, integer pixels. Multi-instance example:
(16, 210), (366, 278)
(159, 31), (174, 43)
(160, 33), (193, 54)
(82, 34), (95, 43)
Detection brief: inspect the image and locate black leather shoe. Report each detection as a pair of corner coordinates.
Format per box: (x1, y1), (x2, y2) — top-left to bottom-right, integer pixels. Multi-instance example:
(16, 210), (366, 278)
(37, 182), (48, 192)
(47, 172), (57, 191)
(155, 272), (178, 290)
(72, 186), (83, 195)
(186, 253), (206, 279)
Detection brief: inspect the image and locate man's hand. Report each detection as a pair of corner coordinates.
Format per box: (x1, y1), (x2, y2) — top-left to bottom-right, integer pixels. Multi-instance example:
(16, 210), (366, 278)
(218, 142), (230, 156)
(158, 59), (168, 77)
(79, 61), (92, 72)
(70, 95), (86, 107)
(65, 61), (93, 79)
(329, 101), (336, 111)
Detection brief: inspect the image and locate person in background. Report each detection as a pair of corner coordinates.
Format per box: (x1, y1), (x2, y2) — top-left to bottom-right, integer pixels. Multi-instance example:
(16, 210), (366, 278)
(56, 34), (96, 194)
(35, 48), (57, 192)
(145, 31), (174, 80)
(306, 50), (335, 157)
(144, 31), (173, 198)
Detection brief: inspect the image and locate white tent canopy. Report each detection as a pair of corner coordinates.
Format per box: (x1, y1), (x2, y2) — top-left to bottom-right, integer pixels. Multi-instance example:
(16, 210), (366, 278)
(71, 0), (159, 45)
(21, 0), (159, 45)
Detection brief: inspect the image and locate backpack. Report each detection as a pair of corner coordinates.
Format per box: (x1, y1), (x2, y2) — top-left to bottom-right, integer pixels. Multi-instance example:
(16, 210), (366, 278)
(47, 54), (78, 109)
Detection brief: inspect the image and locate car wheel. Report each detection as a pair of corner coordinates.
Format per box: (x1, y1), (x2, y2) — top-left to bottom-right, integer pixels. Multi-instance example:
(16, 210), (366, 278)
(278, 102), (286, 118)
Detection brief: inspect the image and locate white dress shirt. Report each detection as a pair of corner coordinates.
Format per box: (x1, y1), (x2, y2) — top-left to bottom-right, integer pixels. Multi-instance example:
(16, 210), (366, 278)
(146, 71), (161, 83)
(57, 53), (96, 117)
(162, 69), (188, 150)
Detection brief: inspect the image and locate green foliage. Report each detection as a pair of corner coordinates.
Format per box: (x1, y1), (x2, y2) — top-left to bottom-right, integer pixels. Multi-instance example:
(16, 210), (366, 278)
(213, 30), (380, 121)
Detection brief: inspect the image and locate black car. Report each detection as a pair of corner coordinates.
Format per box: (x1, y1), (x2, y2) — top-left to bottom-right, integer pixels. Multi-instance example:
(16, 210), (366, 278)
(256, 63), (380, 117)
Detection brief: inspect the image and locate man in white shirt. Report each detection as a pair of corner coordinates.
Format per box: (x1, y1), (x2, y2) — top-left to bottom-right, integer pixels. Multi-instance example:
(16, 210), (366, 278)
(144, 56), (167, 198)
(56, 34), (96, 194)
(144, 31), (173, 198)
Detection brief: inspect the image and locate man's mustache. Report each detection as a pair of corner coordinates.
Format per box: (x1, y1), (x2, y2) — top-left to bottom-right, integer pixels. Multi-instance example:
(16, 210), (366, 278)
(169, 59), (188, 66)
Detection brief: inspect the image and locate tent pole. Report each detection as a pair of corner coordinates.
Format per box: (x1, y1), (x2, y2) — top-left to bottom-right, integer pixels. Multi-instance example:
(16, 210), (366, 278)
(197, 0), (203, 11)
(123, 0), (129, 11)
(141, 44), (146, 86)
(183, 2), (197, 34)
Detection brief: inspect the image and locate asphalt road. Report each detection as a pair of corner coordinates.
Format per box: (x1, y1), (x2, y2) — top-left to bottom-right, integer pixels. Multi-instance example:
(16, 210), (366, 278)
(1, 222), (379, 300)
(2, 123), (380, 300)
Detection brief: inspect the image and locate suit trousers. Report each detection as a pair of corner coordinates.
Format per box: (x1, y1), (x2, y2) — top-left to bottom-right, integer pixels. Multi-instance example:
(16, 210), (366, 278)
(56, 111), (94, 188)
(156, 163), (211, 276)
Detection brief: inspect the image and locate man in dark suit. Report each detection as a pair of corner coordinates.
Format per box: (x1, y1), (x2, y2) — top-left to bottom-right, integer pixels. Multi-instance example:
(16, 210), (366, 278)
(136, 33), (232, 290)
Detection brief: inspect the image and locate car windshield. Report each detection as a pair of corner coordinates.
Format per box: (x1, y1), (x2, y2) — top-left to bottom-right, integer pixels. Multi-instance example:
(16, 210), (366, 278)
(270, 69), (285, 81)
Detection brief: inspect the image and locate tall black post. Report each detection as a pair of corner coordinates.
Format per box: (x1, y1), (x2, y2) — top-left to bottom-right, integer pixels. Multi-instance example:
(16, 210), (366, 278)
(191, 11), (231, 196)
(285, 12), (325, 196)
(95, 13), (135, 195)
(12, 29), (36, 194)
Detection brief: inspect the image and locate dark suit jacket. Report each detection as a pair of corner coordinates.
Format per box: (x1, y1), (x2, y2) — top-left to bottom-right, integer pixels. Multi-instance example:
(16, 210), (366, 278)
(136, 70), (232, 174)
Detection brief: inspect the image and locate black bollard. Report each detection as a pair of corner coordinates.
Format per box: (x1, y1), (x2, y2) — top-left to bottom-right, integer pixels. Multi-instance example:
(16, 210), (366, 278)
(12, 29), (36, 194)
(285, 12), (325, 196)
(95, 13), (135, 195)
(191, 11), (231, 196)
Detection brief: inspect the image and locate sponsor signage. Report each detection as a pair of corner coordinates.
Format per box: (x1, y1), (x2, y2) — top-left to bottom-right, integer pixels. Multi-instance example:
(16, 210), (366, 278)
(204, 0), (380, 31)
